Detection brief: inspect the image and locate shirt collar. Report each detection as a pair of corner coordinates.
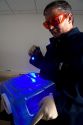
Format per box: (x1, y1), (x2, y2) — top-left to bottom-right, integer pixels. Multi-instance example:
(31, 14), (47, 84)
(49, 27), (80, 43)
(66, 27), (80, 37)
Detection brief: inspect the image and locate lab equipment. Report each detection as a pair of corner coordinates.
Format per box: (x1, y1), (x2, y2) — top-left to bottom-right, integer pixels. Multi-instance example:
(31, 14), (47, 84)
(0, 72), (57, 125)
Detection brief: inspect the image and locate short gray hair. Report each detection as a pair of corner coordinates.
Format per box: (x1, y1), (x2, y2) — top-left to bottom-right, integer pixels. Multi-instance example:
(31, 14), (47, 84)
(43, 0), (72, 15)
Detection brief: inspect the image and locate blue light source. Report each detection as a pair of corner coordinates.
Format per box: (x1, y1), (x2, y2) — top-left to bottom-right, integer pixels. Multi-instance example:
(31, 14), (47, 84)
(30, 72), (36, 78)
(31, 56), (35, 61)
(31, 78), (36, 83)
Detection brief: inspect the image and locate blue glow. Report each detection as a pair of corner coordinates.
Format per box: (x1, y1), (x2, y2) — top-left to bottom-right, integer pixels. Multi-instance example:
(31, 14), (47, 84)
(31, 56), (35, 60)
(29, 72), (37, 78)
(1, 72), (56, 125)
(31, 78), (36, 83)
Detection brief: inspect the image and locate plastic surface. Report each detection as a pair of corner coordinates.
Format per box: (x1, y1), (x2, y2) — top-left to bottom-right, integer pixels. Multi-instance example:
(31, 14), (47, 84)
(0, 72), (56, 125)
(1, 93), (12, 114)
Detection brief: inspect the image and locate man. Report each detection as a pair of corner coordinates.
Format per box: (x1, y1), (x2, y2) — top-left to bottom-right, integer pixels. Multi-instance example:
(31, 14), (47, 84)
(29, 1), (83, 125)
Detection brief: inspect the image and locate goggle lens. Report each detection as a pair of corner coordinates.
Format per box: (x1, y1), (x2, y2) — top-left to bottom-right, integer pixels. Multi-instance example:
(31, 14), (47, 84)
(43, 13), (67, 30)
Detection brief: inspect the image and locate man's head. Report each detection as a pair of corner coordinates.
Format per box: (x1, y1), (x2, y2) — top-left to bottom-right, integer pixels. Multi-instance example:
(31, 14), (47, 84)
(43, 0), (74, 37)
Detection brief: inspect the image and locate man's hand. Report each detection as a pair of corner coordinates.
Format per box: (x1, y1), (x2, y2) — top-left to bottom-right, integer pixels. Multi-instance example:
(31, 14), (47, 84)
(28, 45), (39, 56)
(32, 94), (58, 125)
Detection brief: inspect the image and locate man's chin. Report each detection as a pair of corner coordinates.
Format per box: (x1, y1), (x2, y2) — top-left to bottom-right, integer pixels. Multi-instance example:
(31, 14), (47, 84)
(52, 33), (61, 38)
(49, 27), (61, 38)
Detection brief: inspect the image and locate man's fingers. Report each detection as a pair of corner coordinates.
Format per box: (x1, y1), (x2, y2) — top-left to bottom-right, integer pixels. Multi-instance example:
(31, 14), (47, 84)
(32, 109), (43, 125)
(28, 45), (38, 56)
(39, 99), (44, 107)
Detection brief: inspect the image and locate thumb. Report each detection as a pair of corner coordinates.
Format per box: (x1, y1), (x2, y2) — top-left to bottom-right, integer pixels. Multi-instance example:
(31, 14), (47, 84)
(32, 109), (43, 125)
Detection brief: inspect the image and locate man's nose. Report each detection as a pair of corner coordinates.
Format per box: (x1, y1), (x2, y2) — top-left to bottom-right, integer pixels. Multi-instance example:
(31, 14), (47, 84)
(49, 25), (54, 30)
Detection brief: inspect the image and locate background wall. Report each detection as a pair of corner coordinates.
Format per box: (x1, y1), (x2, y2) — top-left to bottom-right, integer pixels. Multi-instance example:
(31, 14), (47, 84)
(0, 14), (83, 73)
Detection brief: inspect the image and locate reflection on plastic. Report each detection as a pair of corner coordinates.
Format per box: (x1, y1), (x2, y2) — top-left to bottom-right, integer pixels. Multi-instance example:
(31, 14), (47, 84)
(1, 72), (56, 125)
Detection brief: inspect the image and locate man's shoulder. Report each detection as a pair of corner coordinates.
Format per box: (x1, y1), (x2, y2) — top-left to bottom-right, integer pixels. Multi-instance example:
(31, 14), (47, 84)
(67, 27), (83, 40)
(71, 32), (83, 51)
(69, 31), (83, 43)
(76, 31), (83, 37)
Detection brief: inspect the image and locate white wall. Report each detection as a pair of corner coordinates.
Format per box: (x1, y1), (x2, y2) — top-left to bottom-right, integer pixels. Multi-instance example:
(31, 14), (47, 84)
(0, 14), (51, 73)
(0, 14), (83, 73)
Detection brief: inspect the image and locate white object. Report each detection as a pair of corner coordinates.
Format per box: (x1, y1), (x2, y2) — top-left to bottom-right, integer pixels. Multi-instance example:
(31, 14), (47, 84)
(1, 93), (12, 114)
(32, 93), (58, 125)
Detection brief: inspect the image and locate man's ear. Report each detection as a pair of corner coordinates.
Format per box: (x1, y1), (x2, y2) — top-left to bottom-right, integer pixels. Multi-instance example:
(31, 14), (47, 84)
(59, 15), (64, 22)
(68, 13), (73, 23)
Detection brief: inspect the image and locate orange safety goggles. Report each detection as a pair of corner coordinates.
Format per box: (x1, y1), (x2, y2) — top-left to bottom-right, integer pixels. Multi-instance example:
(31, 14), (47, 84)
(43, 13), (68, 30)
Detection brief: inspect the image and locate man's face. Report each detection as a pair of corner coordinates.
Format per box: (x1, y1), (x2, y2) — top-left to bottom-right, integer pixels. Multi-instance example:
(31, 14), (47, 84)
(43, 8), (72, 38)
